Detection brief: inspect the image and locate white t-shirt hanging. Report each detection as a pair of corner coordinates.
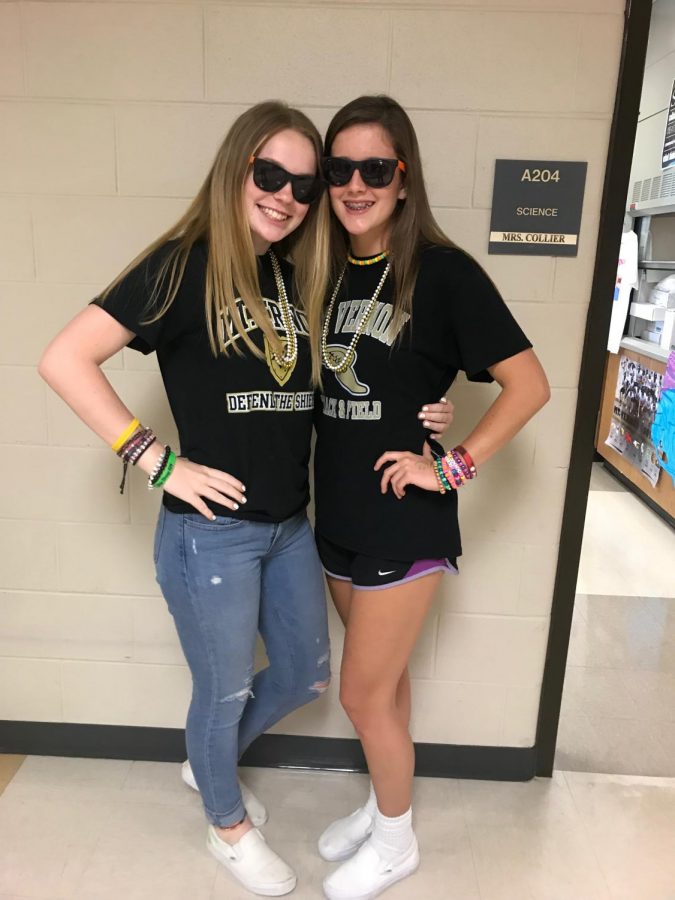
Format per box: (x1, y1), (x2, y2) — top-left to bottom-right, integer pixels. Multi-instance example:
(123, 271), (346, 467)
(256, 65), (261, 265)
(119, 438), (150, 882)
(608, 230), (639, 354)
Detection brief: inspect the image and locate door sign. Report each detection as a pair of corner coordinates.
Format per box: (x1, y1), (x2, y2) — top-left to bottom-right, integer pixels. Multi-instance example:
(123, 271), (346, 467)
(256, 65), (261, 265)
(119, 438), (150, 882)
(488, 159), (587, 257)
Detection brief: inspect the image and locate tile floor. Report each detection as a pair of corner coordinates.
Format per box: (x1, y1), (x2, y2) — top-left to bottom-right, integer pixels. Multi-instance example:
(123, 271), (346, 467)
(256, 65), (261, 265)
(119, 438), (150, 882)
(555, 463), (675, 776)
(2, 462), (674, 898)
(1, 755), (674, 900)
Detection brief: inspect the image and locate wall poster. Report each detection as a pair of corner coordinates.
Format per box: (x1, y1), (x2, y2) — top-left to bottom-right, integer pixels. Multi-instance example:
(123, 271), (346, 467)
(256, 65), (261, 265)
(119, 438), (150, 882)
(606, 355), (664, 487)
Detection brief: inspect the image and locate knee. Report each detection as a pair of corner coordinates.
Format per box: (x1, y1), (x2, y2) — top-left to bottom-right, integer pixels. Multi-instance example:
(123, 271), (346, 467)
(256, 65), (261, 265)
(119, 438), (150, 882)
(339, 681), (384, 734)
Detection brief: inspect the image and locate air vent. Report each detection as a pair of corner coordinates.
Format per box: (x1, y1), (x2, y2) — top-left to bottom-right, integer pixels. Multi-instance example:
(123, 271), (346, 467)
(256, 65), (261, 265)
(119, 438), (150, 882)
(632, 172), (675, 205)
(650, 176), (662, 199)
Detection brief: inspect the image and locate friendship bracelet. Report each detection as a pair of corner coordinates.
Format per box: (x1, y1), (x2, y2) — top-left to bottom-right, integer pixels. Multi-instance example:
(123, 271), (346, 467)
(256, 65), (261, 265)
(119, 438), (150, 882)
(111, 418), (140, 453)
(128, 432), (156, 466)
(116, 426), (158, 495)
(450, 452), (471, 481)
(446, 452), (468, 486)
(118, 427), (153, 462)
(123, 428), (155, 461)
(152, 451), (177, 489)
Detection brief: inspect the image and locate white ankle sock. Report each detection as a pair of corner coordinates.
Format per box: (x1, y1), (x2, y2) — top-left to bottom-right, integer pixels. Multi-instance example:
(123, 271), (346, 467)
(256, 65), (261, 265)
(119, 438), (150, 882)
(363, 782), (377, 818)
(370, 807), (414, 862)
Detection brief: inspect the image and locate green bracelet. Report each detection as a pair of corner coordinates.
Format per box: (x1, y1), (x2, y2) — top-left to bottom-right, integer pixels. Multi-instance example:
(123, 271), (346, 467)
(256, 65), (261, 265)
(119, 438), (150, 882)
(435, 457), (453, 492)
(153, 450), (177, 489)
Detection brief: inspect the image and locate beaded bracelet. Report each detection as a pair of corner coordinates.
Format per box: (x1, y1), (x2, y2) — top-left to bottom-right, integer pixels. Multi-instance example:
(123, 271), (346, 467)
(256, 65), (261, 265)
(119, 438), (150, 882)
(148, 445), (170, 489)
(441, 456), (464, 490)
(432, 458), (446, 494)
(434, 457), (453, 492)
(128, 432), (156, 466)
(153, 451), (177, 489)
(428, 440), (478, 494)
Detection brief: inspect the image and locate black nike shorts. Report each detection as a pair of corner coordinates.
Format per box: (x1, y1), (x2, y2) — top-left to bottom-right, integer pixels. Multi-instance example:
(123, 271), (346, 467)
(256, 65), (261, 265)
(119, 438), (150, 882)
(315, 533), (457, 591)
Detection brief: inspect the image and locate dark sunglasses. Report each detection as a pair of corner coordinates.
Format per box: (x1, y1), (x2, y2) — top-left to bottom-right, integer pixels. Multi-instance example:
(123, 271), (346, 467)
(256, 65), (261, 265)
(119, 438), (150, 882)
(249, 156), (322, 204)
(322, 156), (406, 188)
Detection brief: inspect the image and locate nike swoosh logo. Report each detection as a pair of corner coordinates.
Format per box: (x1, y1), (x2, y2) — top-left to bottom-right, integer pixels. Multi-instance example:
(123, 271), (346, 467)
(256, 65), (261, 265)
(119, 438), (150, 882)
(378, 569), (396, 576)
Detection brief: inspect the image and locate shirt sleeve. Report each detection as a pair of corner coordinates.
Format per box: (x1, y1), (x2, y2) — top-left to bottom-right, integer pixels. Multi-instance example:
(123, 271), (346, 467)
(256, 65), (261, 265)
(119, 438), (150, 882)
(446, 251), (532, 383)
(91, 246), (173, 355)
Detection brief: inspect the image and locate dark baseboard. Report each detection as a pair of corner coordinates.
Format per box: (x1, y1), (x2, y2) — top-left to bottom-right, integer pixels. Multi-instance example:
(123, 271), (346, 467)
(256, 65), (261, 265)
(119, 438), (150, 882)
(0, 720), (536, 781)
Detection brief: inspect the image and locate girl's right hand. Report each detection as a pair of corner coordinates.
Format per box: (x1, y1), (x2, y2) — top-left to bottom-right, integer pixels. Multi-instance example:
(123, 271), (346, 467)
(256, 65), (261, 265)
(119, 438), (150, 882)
(159, 456), (246, 520)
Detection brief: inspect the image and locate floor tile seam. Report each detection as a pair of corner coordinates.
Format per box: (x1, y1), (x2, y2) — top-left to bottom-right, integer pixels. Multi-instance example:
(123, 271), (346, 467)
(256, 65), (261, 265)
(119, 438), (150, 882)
(561, 770), (675, 787)
(559, 770), (616, 898)
(455, 781), (485, 900)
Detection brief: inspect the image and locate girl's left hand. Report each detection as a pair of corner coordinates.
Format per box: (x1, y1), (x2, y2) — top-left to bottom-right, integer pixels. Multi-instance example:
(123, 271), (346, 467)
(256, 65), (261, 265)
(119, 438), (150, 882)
(374, 450), (439, 499)
(418, 396), (453, 440)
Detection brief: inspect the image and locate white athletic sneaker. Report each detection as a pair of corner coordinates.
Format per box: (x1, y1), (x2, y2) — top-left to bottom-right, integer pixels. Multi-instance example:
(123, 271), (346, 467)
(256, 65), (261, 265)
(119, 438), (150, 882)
(318, 807), (374, 862)
(207, 825), (296, 897)
(181, 760), (268, 827)
(322, 835), (420, 900)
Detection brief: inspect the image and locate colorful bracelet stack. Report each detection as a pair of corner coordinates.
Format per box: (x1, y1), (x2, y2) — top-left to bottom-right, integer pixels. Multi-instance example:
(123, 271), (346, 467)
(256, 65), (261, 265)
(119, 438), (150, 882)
(112, 419), (157, 494)
(431, 444), (477, 493)
(148, 445), (177, 491)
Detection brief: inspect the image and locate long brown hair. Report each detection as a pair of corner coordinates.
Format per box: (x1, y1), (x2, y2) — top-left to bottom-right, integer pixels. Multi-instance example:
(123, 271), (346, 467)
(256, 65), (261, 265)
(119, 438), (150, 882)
(311, 95), (456, 353)
(101, 101), (330, 363)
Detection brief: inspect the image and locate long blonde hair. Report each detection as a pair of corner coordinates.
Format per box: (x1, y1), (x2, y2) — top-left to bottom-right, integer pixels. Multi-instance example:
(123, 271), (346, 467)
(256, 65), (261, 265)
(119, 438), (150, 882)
(309, 95), (456, 356)
(101, 101), (330, 364)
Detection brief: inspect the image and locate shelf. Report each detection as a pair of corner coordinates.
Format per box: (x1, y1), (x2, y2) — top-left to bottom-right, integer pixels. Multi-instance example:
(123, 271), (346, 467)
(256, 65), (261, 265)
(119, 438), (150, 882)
(619, 336), (670, 362)
(637, 261), (675, 270)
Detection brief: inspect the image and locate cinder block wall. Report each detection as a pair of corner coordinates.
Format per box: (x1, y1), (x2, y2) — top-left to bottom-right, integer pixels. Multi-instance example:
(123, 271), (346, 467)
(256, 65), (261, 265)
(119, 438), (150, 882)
(0, 0), (624, 747)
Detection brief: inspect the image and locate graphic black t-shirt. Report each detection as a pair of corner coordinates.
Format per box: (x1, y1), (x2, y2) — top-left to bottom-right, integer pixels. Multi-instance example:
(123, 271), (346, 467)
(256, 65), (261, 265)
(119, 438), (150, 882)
(314, 245), (532, 560)
(95, 240), (314, 522)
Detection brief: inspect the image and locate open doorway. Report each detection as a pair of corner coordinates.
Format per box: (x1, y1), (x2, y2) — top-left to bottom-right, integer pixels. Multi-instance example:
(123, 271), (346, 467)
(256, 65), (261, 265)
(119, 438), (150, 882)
(536, 0), (675, 777)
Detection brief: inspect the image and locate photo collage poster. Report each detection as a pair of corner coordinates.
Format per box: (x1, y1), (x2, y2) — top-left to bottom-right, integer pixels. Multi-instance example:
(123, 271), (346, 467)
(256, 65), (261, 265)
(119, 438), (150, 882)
(606, 355), (664, 487)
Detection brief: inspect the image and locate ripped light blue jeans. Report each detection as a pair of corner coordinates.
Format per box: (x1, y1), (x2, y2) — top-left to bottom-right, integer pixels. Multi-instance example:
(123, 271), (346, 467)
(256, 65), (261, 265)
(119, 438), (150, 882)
(154, 506), (331, 827)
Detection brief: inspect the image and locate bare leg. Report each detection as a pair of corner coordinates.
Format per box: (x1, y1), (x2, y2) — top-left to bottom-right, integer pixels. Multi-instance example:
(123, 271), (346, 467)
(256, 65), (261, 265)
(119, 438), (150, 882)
(327, 576), (411, 732)
(339, 574), (442, 817)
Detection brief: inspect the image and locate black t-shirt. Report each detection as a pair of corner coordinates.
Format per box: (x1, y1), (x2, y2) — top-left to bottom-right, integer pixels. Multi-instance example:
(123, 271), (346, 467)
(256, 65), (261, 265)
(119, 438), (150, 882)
(314, 245), (532, 560)
(95, 240), (315, 522)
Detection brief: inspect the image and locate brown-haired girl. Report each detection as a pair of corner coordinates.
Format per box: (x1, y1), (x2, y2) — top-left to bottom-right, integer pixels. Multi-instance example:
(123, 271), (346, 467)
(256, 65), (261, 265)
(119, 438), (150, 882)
(312, 95), (550, 900)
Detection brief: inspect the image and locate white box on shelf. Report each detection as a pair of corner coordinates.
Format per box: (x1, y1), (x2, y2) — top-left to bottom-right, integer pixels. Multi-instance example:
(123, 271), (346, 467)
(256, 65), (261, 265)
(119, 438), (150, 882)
(661, 309), (675, 352)
(630, 302), (667, 321)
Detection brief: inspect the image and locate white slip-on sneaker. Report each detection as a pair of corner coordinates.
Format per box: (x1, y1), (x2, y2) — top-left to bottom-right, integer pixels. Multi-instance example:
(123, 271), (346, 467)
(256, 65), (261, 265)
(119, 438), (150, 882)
(322, 835), (420, 900)
(318, 807), (374, 862)
(207, 825), (296, 897)
(181, 760), (268, 826)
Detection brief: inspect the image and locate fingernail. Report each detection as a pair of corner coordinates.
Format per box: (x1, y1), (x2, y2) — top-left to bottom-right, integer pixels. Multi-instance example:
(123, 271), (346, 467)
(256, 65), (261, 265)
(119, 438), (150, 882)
(440, 397), (447, 403)
(423, 420), (430, 427)
(211, 514), (217, 521)
(422, 406), (428, 411)
(232, 503), (239, 510)
(241, 484), (246, 491)
(241, 496), (247, 503)
(417, 412), (424, 419)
